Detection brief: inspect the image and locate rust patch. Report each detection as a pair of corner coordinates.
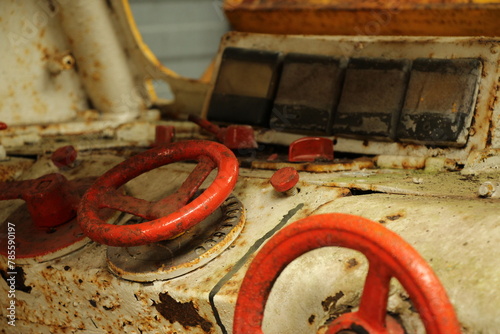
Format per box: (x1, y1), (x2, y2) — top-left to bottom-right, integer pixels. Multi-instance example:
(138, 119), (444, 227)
(0, 158), (35, 182)
(308, 314), (316, 324)
(301, 199), (337, 217)
(154, 292), (213, 332)
(321, 291), (344, 312)
(379, 211), (406, 224)
(0, 266), (32, 293)
(103, 305), (117, 311)
(252, 158), (374, 173)
(320, 291), (355, 325)
(386, 212), (405, 221)
(345, 258), (359, 270)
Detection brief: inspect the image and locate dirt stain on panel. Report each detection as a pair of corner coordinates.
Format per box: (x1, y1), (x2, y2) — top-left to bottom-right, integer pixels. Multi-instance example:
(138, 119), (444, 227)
(345, 258), (359, 270)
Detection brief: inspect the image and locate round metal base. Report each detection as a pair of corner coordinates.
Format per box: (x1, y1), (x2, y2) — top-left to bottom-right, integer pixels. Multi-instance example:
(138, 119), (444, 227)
(107, 194), (245, 282)
(0, 177), (119, 263)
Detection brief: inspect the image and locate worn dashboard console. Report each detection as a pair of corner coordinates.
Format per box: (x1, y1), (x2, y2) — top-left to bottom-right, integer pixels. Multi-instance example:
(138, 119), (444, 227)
(0, 2), (499, 334)
(205, 33), (499, 166)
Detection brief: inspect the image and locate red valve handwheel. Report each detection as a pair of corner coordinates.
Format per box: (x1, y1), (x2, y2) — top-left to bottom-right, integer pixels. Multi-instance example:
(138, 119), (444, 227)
(78, 140), (239, 247)
(234, 214), (461, 334)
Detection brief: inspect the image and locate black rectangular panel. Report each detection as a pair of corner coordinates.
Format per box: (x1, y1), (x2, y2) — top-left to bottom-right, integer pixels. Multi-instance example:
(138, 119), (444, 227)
(332, 58), (410, 140)
(396, 58), (481, 146)
(270, 53), (343, 134)
(207, 47), (282, 126)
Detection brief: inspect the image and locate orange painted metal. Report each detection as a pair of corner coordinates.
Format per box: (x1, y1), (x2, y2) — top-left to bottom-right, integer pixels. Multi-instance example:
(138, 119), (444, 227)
(224, 0), (500, 37)
(234, 213), (461, 334)
(78, 140), (239, 247)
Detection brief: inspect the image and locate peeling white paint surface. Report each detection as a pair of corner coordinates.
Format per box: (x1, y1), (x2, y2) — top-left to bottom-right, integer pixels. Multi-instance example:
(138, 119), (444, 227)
(0, 154), (498, 333)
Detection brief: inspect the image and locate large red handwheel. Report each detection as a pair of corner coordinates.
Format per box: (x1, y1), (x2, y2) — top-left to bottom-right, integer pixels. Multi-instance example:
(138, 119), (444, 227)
(78, 140), (239, 247)
(234, 214), (461, 334)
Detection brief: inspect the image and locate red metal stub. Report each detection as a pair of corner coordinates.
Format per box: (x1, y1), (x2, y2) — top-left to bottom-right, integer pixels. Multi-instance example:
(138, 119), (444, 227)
(221, 125), (258, 150)
(0, 122), (7, 130)
(78, 140), (239, 247)
(0, 176), (113, 259)
(289, 137), (334, 162)
(189, 115), (258, 149)
(233, 213), (461, 334)
(51, 145), (78, 168)
(270, 167), (299, 193)
(154, 125), (175, 146)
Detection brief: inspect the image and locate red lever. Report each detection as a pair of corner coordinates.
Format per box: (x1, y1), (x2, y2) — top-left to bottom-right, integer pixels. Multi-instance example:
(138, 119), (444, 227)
(78, 140), (239, 247)
(234, 214), (461, 334)
(0, 173), (81, 228)
(188, 115), (257, 149)
(188, 115), (221, 136)
(0, 122), (7, 130)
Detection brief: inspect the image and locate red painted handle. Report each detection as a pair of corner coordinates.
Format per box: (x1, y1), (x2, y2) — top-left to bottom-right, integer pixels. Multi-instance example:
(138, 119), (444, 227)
(78, 140), (239, 247)
(233, 214), (461, 334)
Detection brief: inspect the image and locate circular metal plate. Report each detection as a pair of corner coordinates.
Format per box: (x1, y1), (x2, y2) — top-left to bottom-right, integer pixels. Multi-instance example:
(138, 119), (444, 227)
(106, 194), (245, 282)
(0, 177), (120, 263)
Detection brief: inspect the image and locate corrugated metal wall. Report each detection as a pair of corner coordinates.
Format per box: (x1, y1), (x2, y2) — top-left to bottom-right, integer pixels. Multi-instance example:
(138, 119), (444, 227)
(129, 0), (230, 98)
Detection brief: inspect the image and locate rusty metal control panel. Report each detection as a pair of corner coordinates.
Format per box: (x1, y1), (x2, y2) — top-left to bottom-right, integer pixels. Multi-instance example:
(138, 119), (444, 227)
(1, 1), (499, 334)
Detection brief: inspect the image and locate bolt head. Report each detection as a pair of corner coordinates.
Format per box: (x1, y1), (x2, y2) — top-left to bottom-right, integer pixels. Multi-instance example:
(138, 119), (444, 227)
(478, 182), (495, 197)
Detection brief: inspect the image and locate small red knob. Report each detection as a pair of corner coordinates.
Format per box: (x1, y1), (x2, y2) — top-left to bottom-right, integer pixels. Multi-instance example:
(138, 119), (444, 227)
(0, 122), (7, 130)
(270, 167), (299, 193)
(221, 125), (258, 150)
(154, 125), (175, 146)
(51, 145), (77, 168)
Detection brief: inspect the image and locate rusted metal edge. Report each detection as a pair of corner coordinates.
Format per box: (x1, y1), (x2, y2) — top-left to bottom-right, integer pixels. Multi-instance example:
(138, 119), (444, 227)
(225, 1), (500, 11)
(224, 1), (500, 37)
